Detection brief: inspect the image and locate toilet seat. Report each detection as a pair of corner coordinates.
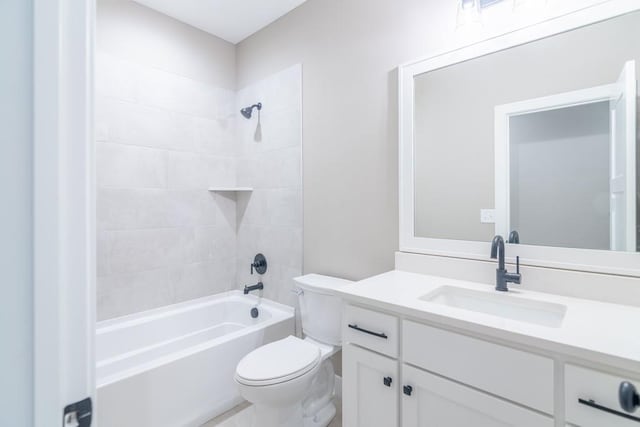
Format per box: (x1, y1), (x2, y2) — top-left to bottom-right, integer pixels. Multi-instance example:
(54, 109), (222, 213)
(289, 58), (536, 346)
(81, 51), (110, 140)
(235, 336), (321, 387)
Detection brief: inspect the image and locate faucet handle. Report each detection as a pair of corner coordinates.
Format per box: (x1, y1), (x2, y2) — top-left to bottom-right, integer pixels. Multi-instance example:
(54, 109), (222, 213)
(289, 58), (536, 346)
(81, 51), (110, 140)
(516, 256), (520, 274)
(251, 253), (267, 275)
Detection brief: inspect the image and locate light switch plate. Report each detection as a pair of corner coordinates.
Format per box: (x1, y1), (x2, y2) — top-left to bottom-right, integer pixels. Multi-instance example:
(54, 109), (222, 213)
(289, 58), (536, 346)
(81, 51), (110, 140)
(480, 209), (496, 224)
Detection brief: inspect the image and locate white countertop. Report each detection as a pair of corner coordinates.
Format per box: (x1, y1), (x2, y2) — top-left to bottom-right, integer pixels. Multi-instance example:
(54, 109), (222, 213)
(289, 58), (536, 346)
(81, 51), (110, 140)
(336, 270), (640, 373)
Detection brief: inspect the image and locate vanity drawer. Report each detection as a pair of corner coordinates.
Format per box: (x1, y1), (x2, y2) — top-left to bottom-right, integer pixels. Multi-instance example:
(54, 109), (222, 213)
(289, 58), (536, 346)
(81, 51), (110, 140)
(565, 364), (640, 426)
(402, 320), (554, 414)
(343, 305), (398, 358)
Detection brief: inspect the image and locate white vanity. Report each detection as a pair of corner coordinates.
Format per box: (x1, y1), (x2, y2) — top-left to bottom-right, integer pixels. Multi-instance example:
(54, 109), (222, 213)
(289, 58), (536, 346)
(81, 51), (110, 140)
(338, 271), (640, 427)
(343, 2), (640, 425)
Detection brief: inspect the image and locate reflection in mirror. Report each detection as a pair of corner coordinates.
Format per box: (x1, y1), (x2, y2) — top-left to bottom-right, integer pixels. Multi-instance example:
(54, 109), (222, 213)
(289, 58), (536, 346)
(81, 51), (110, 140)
(413, 11), (640, 252)
(507, 102), (613, 250)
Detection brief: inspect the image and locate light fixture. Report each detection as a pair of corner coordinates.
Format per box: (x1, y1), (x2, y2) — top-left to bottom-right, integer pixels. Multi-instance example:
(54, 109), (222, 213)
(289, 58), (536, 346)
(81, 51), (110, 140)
(456, 0), (481, 29)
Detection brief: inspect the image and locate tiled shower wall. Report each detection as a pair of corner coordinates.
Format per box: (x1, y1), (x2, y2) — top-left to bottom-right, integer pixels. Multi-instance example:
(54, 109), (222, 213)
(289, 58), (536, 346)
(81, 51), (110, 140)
(236, 65), (303, 308)
(96, 52), (238, 320)
(96, 52), (302, 319)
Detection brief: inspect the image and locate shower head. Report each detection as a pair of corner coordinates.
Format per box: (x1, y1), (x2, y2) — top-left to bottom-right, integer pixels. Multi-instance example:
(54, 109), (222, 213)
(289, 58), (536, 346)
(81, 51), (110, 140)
(240, 102), (262, 119)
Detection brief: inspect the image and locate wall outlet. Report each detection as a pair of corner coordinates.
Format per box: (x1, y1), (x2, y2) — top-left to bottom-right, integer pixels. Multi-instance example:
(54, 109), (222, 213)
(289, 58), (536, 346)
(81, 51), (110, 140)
(480, 209), (496, 224)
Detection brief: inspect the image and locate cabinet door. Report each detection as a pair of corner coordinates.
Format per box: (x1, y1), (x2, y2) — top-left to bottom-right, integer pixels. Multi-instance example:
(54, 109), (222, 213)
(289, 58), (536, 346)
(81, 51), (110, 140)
(402, 365), (553, 427)
(343, 343), (399, 427)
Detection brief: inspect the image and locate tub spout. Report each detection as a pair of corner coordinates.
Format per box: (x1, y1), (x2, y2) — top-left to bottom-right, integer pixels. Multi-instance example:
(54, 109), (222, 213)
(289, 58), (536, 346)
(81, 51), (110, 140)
(244, 282), (264, 295)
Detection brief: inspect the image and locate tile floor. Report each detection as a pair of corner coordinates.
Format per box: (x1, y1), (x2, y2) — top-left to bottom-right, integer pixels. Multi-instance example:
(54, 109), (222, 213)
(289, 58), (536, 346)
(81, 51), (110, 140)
(202, 398), (342, 427)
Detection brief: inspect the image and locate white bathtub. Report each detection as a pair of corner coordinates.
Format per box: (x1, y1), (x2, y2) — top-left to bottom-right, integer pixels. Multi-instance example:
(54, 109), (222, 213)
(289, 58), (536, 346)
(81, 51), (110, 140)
(96, 291), (294, 427)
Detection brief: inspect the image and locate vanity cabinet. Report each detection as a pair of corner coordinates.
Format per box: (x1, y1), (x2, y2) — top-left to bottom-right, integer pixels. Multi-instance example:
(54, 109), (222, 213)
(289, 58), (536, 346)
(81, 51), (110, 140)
(565, 364), (640, 426)
(401, 365), (553, 427)
(342, 304), (554, 426)
(402, 320), (554, 414)
(343, 343), (399, 427)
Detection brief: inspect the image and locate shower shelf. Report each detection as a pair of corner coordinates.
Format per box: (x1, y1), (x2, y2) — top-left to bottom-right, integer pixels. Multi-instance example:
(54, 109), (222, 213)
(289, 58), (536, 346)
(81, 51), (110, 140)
(208, 187), (254, 192)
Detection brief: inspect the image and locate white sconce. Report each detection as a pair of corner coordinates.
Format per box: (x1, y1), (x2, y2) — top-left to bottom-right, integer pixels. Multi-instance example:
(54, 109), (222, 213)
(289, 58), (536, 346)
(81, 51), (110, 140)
(456, 0), (482, 28)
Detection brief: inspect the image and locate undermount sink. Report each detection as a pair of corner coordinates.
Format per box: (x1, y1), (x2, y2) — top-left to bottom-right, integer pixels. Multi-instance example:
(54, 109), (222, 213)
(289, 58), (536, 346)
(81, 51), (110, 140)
(420, 286), (567, 328)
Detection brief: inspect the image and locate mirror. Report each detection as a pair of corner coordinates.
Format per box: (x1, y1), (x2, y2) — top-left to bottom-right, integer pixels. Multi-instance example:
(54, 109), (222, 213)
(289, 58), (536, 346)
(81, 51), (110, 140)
(413, 11), (639, 252)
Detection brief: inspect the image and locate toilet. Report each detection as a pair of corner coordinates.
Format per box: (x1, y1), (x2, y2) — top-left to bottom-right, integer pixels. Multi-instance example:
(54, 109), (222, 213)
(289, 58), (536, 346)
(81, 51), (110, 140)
(234, 274), (351, 427)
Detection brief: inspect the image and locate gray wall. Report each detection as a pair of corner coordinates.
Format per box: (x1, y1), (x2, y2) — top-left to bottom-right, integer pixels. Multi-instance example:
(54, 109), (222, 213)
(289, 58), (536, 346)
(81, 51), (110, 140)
(414, 12), (640, 244)
(236, 0), (459, 280)
(0, 0), (33, 424)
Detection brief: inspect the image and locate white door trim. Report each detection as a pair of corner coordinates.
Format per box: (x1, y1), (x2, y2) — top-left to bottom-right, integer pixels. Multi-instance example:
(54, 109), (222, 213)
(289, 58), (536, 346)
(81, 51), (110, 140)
(33, 0), (96, 425)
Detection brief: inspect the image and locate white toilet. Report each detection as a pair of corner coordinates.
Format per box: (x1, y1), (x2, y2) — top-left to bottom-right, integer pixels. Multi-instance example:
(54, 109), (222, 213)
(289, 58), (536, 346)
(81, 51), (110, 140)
(234, 274), (351, 427)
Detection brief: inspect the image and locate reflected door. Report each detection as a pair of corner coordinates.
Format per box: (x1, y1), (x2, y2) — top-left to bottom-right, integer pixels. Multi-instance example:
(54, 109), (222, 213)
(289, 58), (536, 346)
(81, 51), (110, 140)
(609, 60), (637, 251)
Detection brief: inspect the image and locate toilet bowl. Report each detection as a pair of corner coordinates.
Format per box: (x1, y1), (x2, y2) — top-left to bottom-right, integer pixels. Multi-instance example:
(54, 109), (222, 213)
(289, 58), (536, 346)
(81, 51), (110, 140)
(234, 274), (352, 427)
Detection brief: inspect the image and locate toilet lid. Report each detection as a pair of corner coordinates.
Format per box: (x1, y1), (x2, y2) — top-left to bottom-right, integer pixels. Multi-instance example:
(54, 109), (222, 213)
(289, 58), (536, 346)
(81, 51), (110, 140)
(235, 336), (321, 386)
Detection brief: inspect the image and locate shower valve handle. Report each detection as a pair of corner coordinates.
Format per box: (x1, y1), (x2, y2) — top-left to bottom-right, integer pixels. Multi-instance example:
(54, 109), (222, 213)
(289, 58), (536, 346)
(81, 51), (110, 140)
(251, 253), (267, 275)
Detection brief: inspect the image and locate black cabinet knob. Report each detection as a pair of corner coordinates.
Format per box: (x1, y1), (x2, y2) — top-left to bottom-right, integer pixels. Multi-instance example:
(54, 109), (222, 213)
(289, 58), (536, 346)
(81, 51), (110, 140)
(383, 376), (392, 387)
(619, 381), (640, 413)
(403, 385), (413, 396)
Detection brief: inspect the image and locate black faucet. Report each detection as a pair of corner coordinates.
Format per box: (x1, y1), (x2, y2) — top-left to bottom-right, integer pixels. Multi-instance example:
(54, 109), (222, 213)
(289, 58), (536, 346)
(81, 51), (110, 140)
(244, 282), (264, 295)
(490, 235), (521, 292)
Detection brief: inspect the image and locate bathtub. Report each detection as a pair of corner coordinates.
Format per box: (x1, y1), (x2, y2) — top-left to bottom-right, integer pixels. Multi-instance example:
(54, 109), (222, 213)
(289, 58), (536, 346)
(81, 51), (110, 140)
(96, 291), (294, 427)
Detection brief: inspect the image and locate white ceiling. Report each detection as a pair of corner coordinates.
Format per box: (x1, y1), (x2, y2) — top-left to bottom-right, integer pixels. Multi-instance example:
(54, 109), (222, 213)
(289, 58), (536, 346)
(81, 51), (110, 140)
(132, 0), (308, 44)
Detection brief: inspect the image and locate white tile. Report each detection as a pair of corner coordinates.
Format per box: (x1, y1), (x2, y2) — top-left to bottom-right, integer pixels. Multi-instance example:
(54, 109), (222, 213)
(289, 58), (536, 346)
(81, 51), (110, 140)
(190, 226), (236, 264)
(261, 64), (302, 114)
(170, 260), (235, 303)
(97, 142), (167, 189)
(213, 192), (239, 230)
(168, 151), (236, 189)
(194, 117), (237, 157)
(137, 67), (218, 119)
(97, 268), (173, 321)
(236, 191), (267, 226)
(106, 228), (194, 274)
(95, 52), (138, 103)
(216, 88), (237, 119)
(167, 190), (219, 227)
(97, 189), (222, 231)
(98, 188), (169, 230)
(96, 61), (304, 319)
(267, 188), (302, 228)
(96, 97), (197, 151)
(236, 189), (302, 228)
(238, 147), (301, 189)
(237, 108), (301, 156)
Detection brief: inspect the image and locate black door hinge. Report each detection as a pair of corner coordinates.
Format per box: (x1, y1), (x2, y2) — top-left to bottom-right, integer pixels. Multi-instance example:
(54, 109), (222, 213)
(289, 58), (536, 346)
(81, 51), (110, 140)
(63, 397), (92, 427)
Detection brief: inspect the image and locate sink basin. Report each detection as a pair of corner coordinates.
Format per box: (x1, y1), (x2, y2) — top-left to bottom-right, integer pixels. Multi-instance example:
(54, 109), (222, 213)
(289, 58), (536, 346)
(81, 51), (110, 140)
(420, 286), (566, 328)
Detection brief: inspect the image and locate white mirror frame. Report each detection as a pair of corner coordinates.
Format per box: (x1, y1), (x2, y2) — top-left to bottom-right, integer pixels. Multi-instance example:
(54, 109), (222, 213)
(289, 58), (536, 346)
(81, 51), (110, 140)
(399, 0), (640, 276)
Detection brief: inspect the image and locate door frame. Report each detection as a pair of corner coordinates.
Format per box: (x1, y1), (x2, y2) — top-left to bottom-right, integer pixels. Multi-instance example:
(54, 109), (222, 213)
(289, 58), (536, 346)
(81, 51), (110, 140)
(609, 60), (638, 252)
(33, 0), (96, 425)
(494, 83), (616, 244)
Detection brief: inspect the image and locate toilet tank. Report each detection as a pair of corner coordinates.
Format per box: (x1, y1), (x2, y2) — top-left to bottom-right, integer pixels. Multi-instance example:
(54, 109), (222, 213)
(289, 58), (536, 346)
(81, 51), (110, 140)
(294, 274), (353, 346)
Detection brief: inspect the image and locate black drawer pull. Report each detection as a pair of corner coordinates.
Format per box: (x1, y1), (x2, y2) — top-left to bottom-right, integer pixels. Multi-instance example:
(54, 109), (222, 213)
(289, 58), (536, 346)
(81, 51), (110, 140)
(578, 398), (640, 423)
(383, 376), (392, 387)
(403, 385), (413, 396)
(347, 324), (388, 339)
